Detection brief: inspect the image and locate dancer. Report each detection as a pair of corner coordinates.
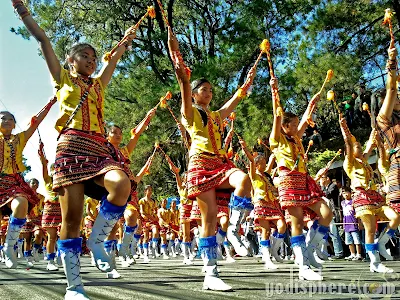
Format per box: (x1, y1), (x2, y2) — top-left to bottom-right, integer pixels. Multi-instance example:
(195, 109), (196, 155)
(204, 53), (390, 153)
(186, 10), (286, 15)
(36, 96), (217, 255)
(168, 27), (256, 290)
(0, 97), (56, 269)
(39, 143), (62, 271)
(13, 1), (138, 297)
(339, 113), (399, 272)
(269, 77), (333, 280)
(139, 186), (158, 263)
(240, 140), (287, 269)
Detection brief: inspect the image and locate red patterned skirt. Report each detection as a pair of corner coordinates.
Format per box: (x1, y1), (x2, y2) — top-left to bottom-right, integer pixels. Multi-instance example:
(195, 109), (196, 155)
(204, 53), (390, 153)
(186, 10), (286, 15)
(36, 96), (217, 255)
(278, 167), (322, 209)
(180, 202), (193, 223)
(353, 187), (384, 217)
(187, 153), (237, 199)
(42, 201), (62, 228)
(190, 190), (231, 220)
(0, 173), (40, 212)
(53, 129), (134, 200)
(253, 198), (284, 221)
(20, 221), (34, 233)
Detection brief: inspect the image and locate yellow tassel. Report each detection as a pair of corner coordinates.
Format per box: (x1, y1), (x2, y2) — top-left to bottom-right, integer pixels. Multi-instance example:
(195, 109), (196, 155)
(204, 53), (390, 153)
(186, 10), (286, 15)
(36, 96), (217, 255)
(260, 39), (270, 53)
(276, 107), (283, 116)
(103, 52), (111, 62)
(237, 88), (246, 99)
(148, 6), (156, 18)
(165, 91), (173, 100)
(160, 99), (167, 108)
(326, 69), (334, 82)
(229, 112), (236, 121)
(383, 8), (393, 25)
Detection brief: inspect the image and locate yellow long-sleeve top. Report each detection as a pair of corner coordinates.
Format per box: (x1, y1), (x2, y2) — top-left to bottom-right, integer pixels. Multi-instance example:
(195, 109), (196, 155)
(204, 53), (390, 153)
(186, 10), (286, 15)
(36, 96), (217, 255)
(31, 194), (45, 216)
(178, 187), (189, 204)
(169, 208), (179, 225)
(53, 68), (105, 133)
(251, 172), (278, 202)
(139, 198), (157, 217)
(343, 157), (376, 191)
(44, 176), (58, 202)
(181, 107), (225, 157)
(0, 132), (27, 174)
(158, 207), (171, 224)
(270, 132), (306, 173)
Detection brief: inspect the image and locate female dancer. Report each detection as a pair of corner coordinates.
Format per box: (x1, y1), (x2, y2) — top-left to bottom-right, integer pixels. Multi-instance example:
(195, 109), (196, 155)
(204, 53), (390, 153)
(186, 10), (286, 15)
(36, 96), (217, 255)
(339, 114), (399, 273)
(0, 98), (55, 269)
(39, 144), (62, 271)
(168, 28), (255, 290)
(13, 1), (137, 298)
(269, 77), (332, 281)
(240, 140), (287, 269)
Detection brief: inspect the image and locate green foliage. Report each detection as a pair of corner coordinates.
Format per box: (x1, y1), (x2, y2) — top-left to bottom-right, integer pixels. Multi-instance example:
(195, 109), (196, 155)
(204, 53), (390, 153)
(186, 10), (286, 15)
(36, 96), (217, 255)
(307, 149), (338, 177)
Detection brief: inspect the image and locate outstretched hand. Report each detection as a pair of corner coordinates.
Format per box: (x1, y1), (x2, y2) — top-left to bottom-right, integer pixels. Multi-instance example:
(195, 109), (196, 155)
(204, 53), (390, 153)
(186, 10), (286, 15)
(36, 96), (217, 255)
(168, 27), (179, 51)
(388, 44), (397, 61)
(269, 77), (278, 90)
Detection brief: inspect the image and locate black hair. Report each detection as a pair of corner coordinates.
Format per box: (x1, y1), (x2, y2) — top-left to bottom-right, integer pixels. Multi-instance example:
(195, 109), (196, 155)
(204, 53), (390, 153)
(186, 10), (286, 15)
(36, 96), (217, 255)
(0, 111), (16, 123)
(282, 112), (298, 126)
(144, 185), (152, 191)
(351, 91), (358, 97)
(254, 154), (266, 165)
(107, 124), (122, 135)
(342, 186), (352, 193)
(191, 78), (211, 94)
(29, 178), (39, 185)
(326, 172), (335, 182)
(64, 43), (98, 70)
(191, 78), (211, 127)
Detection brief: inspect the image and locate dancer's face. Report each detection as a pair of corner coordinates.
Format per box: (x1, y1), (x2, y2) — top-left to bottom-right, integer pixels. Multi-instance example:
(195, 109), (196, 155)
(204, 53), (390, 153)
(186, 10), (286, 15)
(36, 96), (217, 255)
(108, 126), (123, 146)
(342, 191), (351, 200)
(282, 117), (299, 137)
(353, 141), (363, 158)
(0, 112), (16, 134)
(256, 158), (266, 172)
(145, 187), (152, 198)
(69, 47), (97, 76)
(171, 201), (176, 210)
(193, 82), (213, 106)
(29, 180), (39, 191)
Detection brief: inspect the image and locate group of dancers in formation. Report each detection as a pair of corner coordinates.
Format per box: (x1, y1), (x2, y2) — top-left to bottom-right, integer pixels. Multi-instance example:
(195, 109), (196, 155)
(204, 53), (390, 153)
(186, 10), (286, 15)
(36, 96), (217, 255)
(2, 1), (400, 299)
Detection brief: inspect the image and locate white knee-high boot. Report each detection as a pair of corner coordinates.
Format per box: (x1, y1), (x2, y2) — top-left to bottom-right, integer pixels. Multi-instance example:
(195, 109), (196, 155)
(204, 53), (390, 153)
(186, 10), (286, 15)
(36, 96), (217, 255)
(367, 243), (393, 273)
(260, 240), (277, 270)
(291, 235), (322, 281)
(87, 198), (126, 273)
(376, 229), (395, 261)
(4, 216), (26, 269)
(200, 236), (232, 291)
(58, 238), (89, 300)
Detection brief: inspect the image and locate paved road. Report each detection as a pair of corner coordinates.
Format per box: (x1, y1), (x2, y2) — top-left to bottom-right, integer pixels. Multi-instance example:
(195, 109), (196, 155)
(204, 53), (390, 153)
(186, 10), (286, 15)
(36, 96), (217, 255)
(1, 256), (400, 300)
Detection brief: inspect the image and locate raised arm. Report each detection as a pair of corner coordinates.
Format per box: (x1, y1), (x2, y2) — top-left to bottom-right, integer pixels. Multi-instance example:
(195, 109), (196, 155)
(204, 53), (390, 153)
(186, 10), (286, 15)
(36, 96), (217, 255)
(266, 153), (276, 174)
(12, 1), (61, 82)
(339, 113), (354, 164)
(168, 28), (192, 120)
(298, 92), (321, 138)
(239, 139), (256, 179)
(38, 143), (50, 184)
(24, 97), (57, 140)
(379, 42), (398, 120)
(363, 129), (377, 161)
(270, 77), (282, 142)
(99, 29), (136, 87)
(218, 68), (256, 120)
(126, 108), (156, 155)
(134, 156), (154, 183)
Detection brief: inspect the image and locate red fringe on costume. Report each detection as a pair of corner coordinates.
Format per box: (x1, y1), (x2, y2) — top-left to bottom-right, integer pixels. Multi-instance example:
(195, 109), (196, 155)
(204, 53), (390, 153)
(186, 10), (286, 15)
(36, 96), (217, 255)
(0, 174), (40, 211)
(278, 167), (322, 209)
(41, 202), (62, 228)
(253, 199), (284, 221)
(353, 187), (384, 216)
(187, 153), (237, 199)
(53, 129), (134, 197)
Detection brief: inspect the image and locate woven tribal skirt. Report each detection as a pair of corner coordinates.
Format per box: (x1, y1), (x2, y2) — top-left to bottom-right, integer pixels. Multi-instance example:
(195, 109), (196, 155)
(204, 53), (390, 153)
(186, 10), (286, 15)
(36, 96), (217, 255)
(187, 153), (237, 199)
(0, 173), (40, 213)
(278, 167), (322, 209)
(353, 187), (384, 218)
(253, 198), (284, 221)
(190, 190), (231, 220)
(41, 202), (62, 228)
(0, 224), (8, 236)
(53, 129), (135, 200)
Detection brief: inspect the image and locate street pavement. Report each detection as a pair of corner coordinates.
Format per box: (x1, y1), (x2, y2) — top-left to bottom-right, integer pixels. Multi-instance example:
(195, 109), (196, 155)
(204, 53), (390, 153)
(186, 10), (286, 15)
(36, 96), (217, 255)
(1, 255), (400, 300)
